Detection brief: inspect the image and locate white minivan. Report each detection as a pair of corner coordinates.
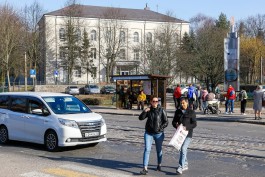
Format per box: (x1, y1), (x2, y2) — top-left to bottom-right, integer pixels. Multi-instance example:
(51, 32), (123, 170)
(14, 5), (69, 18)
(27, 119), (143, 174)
(0, 92), (107, 151)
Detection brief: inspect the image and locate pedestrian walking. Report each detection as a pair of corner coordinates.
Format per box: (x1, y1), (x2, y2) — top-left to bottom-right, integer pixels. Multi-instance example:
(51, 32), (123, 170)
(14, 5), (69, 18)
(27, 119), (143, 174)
(173, 84), (182, 109)
(253, 85), (264, 120)
(172, 97), (197, 175)
(139, 96), (168, 175)
(187, 84), (196, 110)
(239, 87), (248, 115)
(196, 86), (203, 111)
(225, 85), (236, 114)
(201, 87), (208, 111)
(215, 84), (221, 100)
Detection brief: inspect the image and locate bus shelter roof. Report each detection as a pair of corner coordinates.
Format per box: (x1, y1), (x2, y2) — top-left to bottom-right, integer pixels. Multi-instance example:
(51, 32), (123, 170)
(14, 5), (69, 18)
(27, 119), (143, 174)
(110, 74), (172, 81)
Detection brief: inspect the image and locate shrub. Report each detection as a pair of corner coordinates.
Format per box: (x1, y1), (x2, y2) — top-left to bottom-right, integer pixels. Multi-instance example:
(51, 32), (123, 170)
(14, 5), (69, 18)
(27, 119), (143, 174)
(82, 98), (101, 105)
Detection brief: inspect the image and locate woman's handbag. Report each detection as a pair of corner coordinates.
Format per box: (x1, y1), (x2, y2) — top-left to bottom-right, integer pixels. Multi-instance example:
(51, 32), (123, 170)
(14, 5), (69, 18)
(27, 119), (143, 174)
(169, 124), (188, 151)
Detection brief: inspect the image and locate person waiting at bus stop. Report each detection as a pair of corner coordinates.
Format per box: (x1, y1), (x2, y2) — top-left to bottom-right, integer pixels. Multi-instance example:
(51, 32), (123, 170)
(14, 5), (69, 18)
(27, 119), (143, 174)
(137, 90), (146, 110)
(225, 85), (236, 114)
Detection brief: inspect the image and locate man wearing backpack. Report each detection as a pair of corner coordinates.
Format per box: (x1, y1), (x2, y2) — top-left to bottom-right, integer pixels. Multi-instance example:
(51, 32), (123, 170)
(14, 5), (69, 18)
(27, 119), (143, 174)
(187, 84), (196, 110)
(225, 85), (236, 114)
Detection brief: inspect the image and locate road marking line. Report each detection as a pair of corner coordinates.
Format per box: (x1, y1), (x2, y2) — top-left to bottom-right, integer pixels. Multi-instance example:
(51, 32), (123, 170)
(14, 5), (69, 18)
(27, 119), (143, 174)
(61, 164), (133, 177)
(43, 168), (98, 177)
(21, 171), (55, 177)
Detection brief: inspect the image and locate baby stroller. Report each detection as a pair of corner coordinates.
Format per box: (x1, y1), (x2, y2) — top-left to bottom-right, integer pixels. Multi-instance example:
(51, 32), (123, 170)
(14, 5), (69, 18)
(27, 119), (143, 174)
(204, 100), (221, 114)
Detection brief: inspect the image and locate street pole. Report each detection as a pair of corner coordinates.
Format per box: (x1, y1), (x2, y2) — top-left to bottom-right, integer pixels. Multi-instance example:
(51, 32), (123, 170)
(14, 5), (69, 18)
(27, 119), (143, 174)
(24, 52), (27, 91)
(261, 56), (263, 84)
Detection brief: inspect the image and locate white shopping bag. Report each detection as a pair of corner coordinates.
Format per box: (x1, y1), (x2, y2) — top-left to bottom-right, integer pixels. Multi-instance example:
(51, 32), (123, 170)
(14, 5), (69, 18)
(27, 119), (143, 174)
(169, 124), (188, 151)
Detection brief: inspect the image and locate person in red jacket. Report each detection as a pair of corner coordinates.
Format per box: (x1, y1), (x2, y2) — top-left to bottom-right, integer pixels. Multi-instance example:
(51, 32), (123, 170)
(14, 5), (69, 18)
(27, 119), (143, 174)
(173, 84), (182, 109)
(225, 85), (236, 114)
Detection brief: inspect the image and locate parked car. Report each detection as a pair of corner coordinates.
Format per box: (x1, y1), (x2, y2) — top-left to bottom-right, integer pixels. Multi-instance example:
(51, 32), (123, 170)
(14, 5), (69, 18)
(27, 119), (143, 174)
(166, 87), (174, 93)
(65, 86), (80, 95)
(181, 87), (189, 96)
(0, 92), (107, 151)
(84, 84), (100, 94)
(100, 85), (115, 94)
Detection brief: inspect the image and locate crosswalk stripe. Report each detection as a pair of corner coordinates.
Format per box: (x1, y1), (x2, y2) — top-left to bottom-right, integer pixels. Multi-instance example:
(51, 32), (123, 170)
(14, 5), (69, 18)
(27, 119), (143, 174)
(43, 168), (98, 177)
(21, 171), (55, 177)
(61, 164), (132, 177)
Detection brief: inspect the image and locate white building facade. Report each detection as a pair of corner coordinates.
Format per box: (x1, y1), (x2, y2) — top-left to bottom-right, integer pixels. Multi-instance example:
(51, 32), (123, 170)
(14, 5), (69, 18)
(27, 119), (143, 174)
(38, 5), (189, 84)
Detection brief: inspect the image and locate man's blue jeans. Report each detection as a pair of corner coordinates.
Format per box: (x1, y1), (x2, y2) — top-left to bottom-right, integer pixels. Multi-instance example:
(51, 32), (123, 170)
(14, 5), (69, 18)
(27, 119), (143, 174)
(225, 99), (234, 112)
(143, 132), (164, 167)
(179, 137), (192, 168)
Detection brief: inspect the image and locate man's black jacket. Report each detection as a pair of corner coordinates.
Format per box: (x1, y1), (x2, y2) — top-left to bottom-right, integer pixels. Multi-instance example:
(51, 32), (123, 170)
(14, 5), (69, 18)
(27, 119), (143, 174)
(139, 106), (168, 134)
(172, 109), (197, 138)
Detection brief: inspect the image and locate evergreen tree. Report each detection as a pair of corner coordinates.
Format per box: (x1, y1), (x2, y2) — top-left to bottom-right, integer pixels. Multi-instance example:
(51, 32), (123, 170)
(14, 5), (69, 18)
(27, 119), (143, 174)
(216, 13), (230, 30)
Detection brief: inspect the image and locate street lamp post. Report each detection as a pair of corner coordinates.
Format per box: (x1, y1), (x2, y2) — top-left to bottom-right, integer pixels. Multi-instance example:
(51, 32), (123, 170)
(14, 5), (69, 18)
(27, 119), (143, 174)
(261, 56), (263, 84)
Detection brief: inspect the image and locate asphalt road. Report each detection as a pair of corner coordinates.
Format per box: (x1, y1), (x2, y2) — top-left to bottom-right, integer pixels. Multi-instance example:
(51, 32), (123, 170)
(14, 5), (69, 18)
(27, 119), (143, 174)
(0, 114), (265, 177)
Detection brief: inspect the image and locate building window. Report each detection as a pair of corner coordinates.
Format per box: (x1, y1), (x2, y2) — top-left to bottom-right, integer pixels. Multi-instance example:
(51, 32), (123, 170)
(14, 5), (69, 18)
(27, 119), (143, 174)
(74, 67), (81, 77)
(91, 48), (96, 59)
(119, 49), (126, 60)
(133, 49), (140, 60)
(106, 30), (111, 41)
(146, 32), (152, 43)
(120, 31), (125, 43)
(59, 47), (66, 59)
(76, 28), (81, 41)
(91, 67), (97, 78)
(91, 30), (97, 41)
(133, 32), (139, 42)
(59, 28), (66, 41)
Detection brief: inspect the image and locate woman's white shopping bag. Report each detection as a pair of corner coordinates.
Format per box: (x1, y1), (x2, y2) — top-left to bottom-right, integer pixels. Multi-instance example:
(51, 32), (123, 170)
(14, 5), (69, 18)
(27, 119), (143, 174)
(169, 124), (188, 151)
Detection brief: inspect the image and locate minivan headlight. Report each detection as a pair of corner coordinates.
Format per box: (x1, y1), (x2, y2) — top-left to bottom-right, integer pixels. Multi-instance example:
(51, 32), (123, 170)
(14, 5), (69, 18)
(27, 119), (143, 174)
(101, 118), (106, 126)
(58, 118), (78, 129)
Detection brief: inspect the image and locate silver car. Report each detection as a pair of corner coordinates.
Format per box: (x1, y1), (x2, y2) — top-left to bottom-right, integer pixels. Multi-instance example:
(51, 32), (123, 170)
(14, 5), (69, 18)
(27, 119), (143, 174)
(84, 84), (100, 94)
(65, 86), (80, 95)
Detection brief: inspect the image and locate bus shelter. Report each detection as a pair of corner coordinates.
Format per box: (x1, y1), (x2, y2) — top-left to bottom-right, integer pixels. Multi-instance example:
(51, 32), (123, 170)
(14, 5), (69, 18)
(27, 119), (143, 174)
(111, 74), (172, 109)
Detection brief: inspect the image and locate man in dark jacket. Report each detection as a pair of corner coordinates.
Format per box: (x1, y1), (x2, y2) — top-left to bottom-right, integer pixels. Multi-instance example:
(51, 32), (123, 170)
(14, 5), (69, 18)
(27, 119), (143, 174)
(139, 96), (168, 175)
(172, 98), (197, 175)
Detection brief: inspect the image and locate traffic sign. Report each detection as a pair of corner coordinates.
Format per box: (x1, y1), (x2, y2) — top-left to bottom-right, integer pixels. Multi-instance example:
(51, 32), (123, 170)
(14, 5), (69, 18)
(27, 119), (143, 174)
(54, 70), (59, 77)
(30, 69), (36, 78)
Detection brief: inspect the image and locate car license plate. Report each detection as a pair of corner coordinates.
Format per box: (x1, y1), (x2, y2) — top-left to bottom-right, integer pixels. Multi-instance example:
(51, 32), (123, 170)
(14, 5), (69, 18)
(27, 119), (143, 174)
(85, 132), (99, 137)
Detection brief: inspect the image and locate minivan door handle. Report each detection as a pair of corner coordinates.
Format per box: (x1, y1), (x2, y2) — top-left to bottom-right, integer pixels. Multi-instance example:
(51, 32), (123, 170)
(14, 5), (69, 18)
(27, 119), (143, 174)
(21, 115), (30, 119)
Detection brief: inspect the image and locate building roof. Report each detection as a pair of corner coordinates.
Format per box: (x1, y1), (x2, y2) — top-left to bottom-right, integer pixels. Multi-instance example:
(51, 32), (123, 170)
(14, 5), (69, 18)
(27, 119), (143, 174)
(45, 4), (188, 23)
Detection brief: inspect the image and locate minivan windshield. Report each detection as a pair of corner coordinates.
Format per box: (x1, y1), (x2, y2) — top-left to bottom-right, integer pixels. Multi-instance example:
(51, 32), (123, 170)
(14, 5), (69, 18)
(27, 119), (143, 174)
(42, 96), (92, 114)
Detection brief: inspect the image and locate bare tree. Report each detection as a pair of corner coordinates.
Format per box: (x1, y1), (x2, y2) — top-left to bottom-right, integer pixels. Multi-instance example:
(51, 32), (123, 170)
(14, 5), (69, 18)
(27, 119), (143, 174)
(0, 4), (24, 91)
(178, 13), (228, 90)
(99, 7), (127, 83)
(22, 0), (44, 85)
(144, 21), (180, 78)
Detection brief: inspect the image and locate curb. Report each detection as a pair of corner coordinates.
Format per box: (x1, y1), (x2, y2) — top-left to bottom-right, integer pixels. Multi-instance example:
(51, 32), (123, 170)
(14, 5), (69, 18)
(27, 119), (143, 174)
(94, 111), (265, 125)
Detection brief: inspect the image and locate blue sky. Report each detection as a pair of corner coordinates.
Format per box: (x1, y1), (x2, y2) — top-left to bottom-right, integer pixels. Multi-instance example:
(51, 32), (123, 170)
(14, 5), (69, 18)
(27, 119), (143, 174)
(2, 0), (265, 22)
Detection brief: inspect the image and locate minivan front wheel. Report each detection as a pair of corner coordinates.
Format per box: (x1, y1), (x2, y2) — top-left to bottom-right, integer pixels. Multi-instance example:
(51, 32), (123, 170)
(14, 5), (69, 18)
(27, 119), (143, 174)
(45, 130), (58, 152)
(0, 126), (9, 144)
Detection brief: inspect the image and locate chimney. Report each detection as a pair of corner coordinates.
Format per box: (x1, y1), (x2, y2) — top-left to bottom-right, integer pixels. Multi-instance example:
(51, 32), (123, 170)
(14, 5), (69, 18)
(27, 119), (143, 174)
(144, 3), (150, 10)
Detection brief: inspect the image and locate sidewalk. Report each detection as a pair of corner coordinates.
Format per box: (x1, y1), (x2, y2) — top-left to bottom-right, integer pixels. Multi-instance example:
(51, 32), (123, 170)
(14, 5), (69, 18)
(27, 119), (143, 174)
(89, 103), (265, 125)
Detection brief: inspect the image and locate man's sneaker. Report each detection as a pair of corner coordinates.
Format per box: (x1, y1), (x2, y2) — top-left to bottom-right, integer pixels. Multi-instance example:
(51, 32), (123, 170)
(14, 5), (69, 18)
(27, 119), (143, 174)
(225, 112), (229, 114)
(140, 169), (148, 175)
(182, 166), (188, 171)
(176, 167), (182, 175)
(243, 113), (246, 115)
